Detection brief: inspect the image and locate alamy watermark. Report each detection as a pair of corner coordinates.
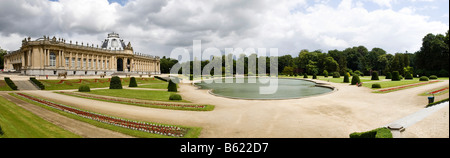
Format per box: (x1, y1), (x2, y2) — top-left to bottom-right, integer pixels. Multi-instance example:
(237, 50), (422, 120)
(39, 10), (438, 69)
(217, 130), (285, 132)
(169, 40), (279, 94)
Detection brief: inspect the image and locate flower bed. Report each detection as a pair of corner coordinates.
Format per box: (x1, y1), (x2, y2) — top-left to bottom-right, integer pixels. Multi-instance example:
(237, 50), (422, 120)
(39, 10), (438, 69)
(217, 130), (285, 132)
(427, 87), (449, 95)
(58, 91), (209, 110)
(16, 93), (188, 137)
(376, 80), (440, 93)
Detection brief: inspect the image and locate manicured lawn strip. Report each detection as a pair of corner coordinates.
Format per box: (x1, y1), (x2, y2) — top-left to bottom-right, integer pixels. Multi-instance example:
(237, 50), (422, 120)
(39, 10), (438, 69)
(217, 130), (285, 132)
(426, 98), (449, 108)
(370, 80), (441, 93)
(0, 80), (13, 91)
(88, 89), (190, 103)
(134, 83), (168, 89)
(419, 86), (449, 96)
(0, 95), (80, 138)
(56, 91), (215, 111)
(40, 77), (167, 90)
(10, 93), (201, 138)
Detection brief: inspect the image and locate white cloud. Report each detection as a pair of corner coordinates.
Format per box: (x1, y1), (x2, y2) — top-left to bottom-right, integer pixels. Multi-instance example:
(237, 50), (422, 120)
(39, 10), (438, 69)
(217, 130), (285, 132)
(0, 0), (448, 57)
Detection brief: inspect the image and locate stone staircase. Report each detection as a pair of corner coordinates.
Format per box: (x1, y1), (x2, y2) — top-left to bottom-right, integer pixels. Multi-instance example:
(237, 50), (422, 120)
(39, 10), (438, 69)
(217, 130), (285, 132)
(13, 80), (40, 90)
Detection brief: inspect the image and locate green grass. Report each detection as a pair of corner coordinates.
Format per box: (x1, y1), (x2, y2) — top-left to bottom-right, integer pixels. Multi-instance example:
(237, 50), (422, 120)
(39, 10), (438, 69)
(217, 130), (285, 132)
(88, 89), (189, 102)
(135, 83), (168, 89)
(419, 86), (449, 96)
(40, 77), (167, 90)
(0, 96), (81, 138)
(0, 80), (13, 91)
(10, 93), (202, 138)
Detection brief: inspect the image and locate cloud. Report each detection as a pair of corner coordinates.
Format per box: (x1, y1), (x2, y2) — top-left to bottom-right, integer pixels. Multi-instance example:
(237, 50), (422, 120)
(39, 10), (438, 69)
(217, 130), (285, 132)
(0, 0), (448, 58)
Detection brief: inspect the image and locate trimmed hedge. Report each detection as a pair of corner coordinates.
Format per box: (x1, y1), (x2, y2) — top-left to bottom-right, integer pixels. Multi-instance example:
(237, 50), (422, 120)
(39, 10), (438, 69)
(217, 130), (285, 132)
(343, 74), (350, 83)
(169, 94), (182, 100)
(168, 79), (177, 92)
(332, 72), (340, 78)
(129, 77), (138, 87)
(404, 72), (413, 80)
(4, 77), (17, 90)
(371, 71), (379, 80)
(351, 75), (360, 85)
(349, 127), (393, 138)
(323, 70), (328, 78)
(30, 77), (45, 90)
(78, 85), (90, 92)
(303, 73), (308, 79)
(429, 75), (438, 80)
(426, 98), (449, 108)
(419, 76), (429, 81)
(391, 71), (401, 81)
(109, 76), (123, 89)
(372, 83), (381, 88)
(385, 72), (392, 79)
(312, 74), (317, 79)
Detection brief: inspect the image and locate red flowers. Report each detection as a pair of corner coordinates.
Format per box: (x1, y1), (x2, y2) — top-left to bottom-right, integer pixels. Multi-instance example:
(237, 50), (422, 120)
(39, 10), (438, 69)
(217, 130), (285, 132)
(377, 80), (440, 92)
(59, 91), (206, 109)
(428, 87), (449, 95)
(17, 93), (188, 137)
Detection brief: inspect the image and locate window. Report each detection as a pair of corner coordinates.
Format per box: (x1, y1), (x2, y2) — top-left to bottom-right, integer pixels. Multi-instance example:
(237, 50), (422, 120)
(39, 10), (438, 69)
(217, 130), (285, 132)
(77, 58), (81, 68)
(88, 59), (91, 69)
(49, 52), (56, 67)
(83, 59), (87, 69)
(107, 60), (109, 69)
(66, 57), (69, 67)
(72, 58), (75, 68)
(93, 59), (97, 69)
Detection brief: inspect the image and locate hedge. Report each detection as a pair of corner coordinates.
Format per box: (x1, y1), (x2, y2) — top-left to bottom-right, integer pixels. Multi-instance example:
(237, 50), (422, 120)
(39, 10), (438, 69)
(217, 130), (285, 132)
(169, 94), (182, 100)
(109, 76), (123, 89)
(392, 71), (400, 81)
(349, 127), (392, 138)
(312, 74), (317, 79)
(426, 98), (449, 108)
(343, 74), (349, 83)
(351, 75), (360, 85)
(4, 77), (17, 90)
(385, 72), (392, 79)
(323, 70), (328, 78)
(168, 79), (177, 92)
(372, 83), (381, 88)
(129, 77), (138, 87)
(78, 85), (90, 92)
(303, 73), (308, 79)
(332, 72), (340, 78)
(404, 72), (413, 80)
(371, 71), (379, 80)
(419, 76), (429, 81)
(30, 77), (45, 90)
(429, 75), (438, 80)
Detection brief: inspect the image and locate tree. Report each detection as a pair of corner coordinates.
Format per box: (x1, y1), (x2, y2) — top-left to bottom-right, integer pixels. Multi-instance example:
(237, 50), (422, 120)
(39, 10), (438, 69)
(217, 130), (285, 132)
(282, 66), (294, 76)
(160, 56), (179, 74)
(323, 57), (339, 73)
(415, 31), (449, 76)
(0, 47), (7, 69)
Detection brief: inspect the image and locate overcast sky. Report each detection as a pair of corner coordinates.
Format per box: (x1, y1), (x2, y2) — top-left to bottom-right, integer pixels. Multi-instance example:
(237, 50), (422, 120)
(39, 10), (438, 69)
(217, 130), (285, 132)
(0, 0), (448, 58)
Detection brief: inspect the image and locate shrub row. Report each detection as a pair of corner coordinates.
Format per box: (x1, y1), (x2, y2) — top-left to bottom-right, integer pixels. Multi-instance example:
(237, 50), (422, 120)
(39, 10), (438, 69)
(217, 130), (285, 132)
(4, 77), (17, 90)
(30, 77), (45, 90)
(349, 127), (393, 138)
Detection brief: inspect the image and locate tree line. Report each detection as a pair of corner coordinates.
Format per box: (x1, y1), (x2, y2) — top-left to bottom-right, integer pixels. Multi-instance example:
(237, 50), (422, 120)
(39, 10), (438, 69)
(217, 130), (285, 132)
(160, 31), (449, 77)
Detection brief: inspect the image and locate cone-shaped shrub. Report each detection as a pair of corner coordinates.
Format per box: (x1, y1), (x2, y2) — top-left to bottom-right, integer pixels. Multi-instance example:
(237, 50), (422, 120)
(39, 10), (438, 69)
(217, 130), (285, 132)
(303, 73), (308, 78)
(343, 74), (350, 83)
(129, 77), (138, 87)
(371, 71), (379, 80)
(385, 72), (392, 79)
(312, 73), (317, 79)
(168, 79), (178, 92)
(351, 74), (360, 85)
(109, 76), (122, 89)
(404, 72), (413, 80)
(392, 71), (400, 81)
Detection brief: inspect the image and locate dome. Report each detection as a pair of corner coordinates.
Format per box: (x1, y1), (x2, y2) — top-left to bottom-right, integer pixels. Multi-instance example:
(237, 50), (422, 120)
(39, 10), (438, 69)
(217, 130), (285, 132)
(101, 32), (127, 50)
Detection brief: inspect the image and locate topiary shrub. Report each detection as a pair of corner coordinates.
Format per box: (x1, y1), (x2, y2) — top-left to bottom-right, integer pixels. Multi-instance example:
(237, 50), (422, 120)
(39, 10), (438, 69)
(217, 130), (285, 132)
(351, 74), (360, 85)
(303, 73), (308, 79)
(312, 73), (317, 79)
(168, 79), (178, 92)
(404, 72), (413, 80)
(371, 71), (379, 80)
(343, 74), (350, 83)
(429, 75), (438, 80)
(78, 85), (90, 92)
(332, 72), (340, 78)
(419, 76), (429, 81)
(385, 72), (392, 79)
(4, 77), (17, 90)
(30, 77), (45, 90)
(323, 70), (328, 78)
(372, 84), (381, 88)
(391, 71), (400, 81)
(109, 76), (123, 89)
(129, 77), (138, 87)
(169, 93), (182, 100)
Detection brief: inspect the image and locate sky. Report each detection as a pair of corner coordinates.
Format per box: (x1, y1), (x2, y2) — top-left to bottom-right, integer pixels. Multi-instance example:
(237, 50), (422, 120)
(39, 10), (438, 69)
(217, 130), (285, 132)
(0, 0), (448, 59)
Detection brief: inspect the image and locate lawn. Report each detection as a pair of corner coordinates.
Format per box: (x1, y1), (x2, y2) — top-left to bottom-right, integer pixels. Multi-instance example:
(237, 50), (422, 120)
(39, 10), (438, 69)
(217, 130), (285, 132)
(0, 96), (80, 138)
(134, 83), (168, 89)
(87, 89), (188, 102)
(0, 80), (13, 91)
(40, 77), (167, 90)
(11, 93), (201, 138)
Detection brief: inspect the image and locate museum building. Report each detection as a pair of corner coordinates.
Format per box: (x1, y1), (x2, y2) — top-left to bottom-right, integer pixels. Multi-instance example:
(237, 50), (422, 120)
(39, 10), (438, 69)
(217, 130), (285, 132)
(3, 32), (160, 76)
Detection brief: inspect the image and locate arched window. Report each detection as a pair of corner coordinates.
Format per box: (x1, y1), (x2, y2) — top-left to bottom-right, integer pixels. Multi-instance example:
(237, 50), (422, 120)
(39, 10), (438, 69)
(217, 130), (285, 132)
(50, 52), (56, 67)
